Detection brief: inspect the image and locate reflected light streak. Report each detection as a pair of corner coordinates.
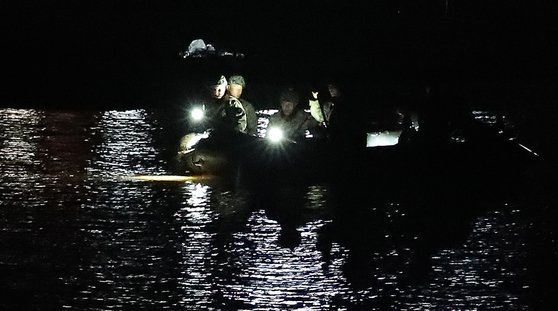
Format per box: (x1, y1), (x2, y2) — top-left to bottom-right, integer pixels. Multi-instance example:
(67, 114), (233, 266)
(126, 175), (215, 182)
(86, 110), (165, 180)
(186, 183), (210, 207)
(175, 183), (217, 309)
(404, 209), (526, 310)
(0, 109), (46, 206)
(0, 108), (43, 168)
(304, 184), (329, 210)
(226, 210), (347, 309)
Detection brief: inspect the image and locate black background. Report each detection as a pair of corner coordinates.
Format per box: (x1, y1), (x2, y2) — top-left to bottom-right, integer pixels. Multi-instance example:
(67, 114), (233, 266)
(1, 0), (557, 109)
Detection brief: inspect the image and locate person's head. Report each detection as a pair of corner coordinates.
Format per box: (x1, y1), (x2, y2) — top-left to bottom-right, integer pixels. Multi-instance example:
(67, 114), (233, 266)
(279, 88), (299, 117)
(211, 75), (227, 99)
(327, 82), (341, 98)
(227, 75), (245, 98)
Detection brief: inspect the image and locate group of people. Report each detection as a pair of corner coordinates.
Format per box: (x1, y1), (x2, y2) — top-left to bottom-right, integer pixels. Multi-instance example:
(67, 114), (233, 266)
(198, 73), (345, 142)
(203, 74), (258, 136)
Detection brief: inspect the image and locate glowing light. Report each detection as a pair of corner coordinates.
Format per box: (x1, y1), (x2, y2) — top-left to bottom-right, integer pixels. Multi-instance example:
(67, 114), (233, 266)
(190, 107), (205, 122)
(267, 127), (284, 143)
(517, 143), (539, 157)
(366, 130), (402, 147)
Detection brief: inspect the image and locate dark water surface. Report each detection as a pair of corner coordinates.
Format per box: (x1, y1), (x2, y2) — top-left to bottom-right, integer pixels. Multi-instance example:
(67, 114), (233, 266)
(1, 108), (557, 310)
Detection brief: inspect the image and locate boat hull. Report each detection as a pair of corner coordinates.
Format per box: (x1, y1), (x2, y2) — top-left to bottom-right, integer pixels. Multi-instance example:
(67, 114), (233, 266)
(176, 131), (333, 179)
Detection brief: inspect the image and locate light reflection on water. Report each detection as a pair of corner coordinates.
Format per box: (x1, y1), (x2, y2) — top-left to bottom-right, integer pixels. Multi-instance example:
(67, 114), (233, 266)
(0, 109), (44, 197)
(0, 108), (555, 310)
(86, 109), (167, 180)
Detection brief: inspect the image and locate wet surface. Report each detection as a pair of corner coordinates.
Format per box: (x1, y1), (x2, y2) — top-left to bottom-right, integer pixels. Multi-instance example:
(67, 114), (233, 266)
(1, 108), (557, 310)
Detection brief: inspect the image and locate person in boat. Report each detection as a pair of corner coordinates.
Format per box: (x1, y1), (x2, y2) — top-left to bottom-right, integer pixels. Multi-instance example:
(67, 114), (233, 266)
(179, 75), (246, 152)
(267, 88), (318, 142)
(211, 75), (228, 101)
(313, 78), (367, 153)
(216, 95), (248, 134)
(310, 80), (357, 133)
(225, 75), (258, 136)
(187, 75), (244, 133)
(308, 81), (340, 128)
(201, 74), (250, 134)
(202, 75), (228, 121)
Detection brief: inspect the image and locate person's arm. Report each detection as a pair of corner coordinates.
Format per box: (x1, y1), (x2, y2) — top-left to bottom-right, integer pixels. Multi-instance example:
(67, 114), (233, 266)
(292, 111), (316, 139)
(227, 98), (247, 133)
(309, 91), (325, 123)
(242, 100), (258, 136)
(303, 111), (319, 131)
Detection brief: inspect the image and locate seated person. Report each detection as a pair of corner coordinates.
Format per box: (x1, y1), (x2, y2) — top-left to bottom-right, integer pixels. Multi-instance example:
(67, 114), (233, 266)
(267, 88), (317, 142)
(188, 75), (246, 133)
(201, 75), (228, 122)
(308, 81), (341, 127)
(211, 75), (227, 100)
(215, 96), (247, 134)
(226, 75), (258, 136)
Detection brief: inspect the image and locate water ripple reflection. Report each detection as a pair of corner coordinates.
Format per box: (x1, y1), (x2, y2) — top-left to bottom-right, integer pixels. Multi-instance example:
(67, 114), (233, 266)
(86, 109), (166, 180)
(0, 108), (555, 310)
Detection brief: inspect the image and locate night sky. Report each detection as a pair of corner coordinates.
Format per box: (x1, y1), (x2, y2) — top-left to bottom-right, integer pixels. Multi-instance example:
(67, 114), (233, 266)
(2, 1), (557, 108)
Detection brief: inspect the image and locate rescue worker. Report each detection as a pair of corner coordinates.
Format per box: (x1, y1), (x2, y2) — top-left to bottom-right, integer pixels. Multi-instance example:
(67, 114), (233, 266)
(267, 88), (318, 142)
(226, 75), (258, 136)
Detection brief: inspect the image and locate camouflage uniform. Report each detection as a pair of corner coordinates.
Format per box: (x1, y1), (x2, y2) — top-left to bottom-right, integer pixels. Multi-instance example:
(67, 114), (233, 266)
(215, 95), (248, 133)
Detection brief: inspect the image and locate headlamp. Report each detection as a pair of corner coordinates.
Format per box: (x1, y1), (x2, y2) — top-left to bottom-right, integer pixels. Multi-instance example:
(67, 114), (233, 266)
(267, 127), (284, 143)
(190, 107), (205, 122)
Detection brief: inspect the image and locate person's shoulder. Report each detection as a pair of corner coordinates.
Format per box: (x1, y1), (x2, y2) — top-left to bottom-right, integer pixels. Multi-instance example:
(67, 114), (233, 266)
(269, 110), (280, 118)
(293, 109), (310, 120)
(226, 96), (243, 106)
(297, 108), (310, 116)
(240, 98), (254, 107)
(240, 99), (256, 116)
(214, 97), (227, 105)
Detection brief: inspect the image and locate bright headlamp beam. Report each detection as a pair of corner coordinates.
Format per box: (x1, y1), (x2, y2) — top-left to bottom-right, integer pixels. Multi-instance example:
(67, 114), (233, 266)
(190, 107), (205, 121)
(267, 127), (284, 143)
